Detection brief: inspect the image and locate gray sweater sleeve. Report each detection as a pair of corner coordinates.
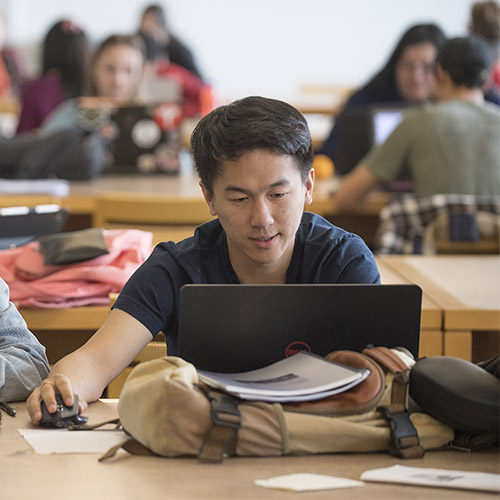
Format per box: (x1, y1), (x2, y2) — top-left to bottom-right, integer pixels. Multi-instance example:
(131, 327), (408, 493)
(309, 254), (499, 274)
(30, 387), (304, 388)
(0, 278), (50, 402)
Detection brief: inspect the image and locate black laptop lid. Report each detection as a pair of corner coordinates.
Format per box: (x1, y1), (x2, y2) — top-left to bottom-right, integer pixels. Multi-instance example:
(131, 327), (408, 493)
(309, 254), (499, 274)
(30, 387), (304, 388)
(178, 284), (422, 373)
(0, 204), (69, 249)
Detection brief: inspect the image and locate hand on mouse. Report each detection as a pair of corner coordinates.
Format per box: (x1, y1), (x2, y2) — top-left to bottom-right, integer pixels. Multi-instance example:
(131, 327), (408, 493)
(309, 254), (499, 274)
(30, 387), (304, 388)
(27, 374), (88, 425)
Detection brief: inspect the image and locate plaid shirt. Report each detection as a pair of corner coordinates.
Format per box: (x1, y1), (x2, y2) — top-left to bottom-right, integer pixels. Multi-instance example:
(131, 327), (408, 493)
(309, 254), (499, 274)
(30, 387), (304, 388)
(375, 193), (500, 255)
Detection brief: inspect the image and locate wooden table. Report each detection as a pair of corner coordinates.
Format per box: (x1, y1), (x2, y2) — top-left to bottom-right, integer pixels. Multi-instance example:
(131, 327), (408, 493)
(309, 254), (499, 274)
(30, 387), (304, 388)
(375, 257), (443, 357)
(0, 174), (389, 248)
(380, 255), (500, 362)
(18, 258), (447, 366)
(1, 401), (497, 500)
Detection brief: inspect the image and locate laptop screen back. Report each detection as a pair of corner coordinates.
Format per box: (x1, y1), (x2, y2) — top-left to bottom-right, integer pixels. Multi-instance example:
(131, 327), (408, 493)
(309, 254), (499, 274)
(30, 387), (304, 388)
(370, 108), (404, 145)
(0, 204), (69, 249)
(178, 284), (422, 372)
(76, 100), (183, 175)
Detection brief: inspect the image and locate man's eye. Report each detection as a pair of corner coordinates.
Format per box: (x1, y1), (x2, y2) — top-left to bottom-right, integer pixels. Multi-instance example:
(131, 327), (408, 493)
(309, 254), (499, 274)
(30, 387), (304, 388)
(272, 192), (287, 199)
(231, 197), (247, 203)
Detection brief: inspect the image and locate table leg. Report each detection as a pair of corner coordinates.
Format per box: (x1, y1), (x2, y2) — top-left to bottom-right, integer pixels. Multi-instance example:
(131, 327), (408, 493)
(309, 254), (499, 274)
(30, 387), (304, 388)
(419, 329), (443, 357)
(443, 330), (472, 361)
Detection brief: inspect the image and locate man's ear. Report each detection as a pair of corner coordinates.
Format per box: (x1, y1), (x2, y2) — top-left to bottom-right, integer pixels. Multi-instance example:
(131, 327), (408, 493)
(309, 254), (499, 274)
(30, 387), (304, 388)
(304, 168), (315, 206)
(200, 182), (217, 216)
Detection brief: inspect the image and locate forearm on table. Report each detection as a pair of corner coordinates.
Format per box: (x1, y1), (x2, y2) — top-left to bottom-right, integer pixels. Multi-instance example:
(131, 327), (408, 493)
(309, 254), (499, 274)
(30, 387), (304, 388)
(45, 309), (154, 403)
(335, 165), (379, 212)
(46, 348), (112, 404)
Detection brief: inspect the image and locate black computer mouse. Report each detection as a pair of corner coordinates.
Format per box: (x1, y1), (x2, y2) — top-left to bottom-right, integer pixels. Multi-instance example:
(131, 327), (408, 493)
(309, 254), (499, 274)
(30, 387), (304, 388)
(40, 393), (88, 428)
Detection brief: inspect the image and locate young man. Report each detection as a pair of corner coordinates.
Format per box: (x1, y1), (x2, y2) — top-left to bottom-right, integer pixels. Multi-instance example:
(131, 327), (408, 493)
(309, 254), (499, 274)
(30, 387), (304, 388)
(0, 278), (49, 402)
(335, 36), (500, 212)
(27, 96), (379, 423)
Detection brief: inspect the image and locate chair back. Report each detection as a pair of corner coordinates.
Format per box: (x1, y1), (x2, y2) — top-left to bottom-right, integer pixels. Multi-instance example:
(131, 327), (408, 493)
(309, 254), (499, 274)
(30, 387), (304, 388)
(375, 193), (500, 255)
(93, 192), (214, 245)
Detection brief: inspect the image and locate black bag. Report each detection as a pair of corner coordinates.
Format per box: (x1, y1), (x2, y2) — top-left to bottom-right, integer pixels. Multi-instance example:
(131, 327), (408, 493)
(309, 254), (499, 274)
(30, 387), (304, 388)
(38, 228), (109, 265)
(409, 355), (499, 449)
(0, 127), (106, 180)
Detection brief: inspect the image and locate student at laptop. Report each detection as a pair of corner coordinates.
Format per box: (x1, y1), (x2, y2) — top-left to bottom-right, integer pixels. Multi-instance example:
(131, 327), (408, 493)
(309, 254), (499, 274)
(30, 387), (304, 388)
(317, 24), (446, 176)
(336, 36), (500, 212)
(27, 96), (380, 423)
(40, 34), (145, 136)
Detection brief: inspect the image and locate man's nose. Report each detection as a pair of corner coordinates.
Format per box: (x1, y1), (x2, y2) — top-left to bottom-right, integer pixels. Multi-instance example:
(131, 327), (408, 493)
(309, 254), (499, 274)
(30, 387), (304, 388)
(250, 198), (274, 228)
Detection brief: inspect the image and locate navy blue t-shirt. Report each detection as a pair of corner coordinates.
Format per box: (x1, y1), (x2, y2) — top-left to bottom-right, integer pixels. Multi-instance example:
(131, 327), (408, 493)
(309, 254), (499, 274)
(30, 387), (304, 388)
(113, 212), (380, 355)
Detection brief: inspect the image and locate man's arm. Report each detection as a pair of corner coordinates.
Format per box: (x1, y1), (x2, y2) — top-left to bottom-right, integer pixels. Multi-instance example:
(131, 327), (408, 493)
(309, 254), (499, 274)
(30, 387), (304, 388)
(335, 165), (379, 212)
(26, 308), (152, 423)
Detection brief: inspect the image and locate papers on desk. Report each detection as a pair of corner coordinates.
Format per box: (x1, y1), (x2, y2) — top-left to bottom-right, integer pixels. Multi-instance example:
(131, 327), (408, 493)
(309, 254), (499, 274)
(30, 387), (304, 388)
(361, 465), (500, 493)
(255, 473), (364, 492)
(0, 179), (70, 196)
(18, 428), (127, 455)
(198, 351), (370, 402)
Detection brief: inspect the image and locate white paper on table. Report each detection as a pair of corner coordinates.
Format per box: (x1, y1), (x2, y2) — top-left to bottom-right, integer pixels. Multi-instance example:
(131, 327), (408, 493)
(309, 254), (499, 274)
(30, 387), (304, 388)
(255, 473), (364, 492)
(361, 465), (500, 493)
(18, 428), (127, 454)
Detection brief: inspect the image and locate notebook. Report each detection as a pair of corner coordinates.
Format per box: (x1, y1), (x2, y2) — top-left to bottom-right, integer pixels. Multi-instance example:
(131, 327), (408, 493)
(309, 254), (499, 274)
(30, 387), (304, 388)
(0, 204), (69, 249)
(178, 283), (422, 373)
(76, 99), (183, 175)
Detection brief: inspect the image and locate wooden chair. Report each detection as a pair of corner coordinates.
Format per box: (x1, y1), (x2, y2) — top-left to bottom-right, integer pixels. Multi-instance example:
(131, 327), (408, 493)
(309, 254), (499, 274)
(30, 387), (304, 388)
(93, 191), (214, 245)
(375, 193), (500, 255)
(297, 84), (354, 115)
(423, 211), (500, 254)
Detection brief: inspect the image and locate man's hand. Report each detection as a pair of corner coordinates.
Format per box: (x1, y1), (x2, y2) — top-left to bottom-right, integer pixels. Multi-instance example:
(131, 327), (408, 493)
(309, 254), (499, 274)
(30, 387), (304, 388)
(27, 374), (87, 424)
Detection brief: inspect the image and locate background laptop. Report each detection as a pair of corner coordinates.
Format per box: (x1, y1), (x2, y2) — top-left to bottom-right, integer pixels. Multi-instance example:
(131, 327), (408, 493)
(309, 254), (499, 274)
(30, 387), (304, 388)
(369, 107), (404, 145)
(333, 105), (405, 176)
(77, 96), (183, 175)
(178, 283), (422, 372)
(0, 204), (69, 249)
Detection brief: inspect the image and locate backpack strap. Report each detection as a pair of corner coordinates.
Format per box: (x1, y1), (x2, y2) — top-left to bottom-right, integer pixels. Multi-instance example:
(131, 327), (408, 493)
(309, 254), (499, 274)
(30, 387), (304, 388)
(362, 346), (410, 373)
(197, 387), (242, 463)
(363, 346), (424, 459)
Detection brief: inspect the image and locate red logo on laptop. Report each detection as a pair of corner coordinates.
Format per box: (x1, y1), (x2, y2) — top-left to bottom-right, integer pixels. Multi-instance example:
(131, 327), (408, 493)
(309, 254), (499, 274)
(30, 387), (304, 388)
(285, 341), (312, 357)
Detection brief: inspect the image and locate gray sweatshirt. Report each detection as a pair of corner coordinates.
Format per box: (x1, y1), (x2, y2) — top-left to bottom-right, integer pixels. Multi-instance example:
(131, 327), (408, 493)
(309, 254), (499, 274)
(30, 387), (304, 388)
(0, 278), (49, 402)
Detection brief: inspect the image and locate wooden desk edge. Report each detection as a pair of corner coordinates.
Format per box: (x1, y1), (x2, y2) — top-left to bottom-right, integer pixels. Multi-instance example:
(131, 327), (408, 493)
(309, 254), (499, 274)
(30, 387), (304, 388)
(20, 305), (110, 330)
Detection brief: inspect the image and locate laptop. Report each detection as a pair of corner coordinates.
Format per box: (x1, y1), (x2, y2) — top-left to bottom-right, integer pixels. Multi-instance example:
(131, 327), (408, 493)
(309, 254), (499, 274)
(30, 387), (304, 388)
(369, 107), (404, 146)
(76, 98), (183, 175)
(334, 105), (405, 176)
(178, 283), (422, 373)
(0, 204), (69, 249)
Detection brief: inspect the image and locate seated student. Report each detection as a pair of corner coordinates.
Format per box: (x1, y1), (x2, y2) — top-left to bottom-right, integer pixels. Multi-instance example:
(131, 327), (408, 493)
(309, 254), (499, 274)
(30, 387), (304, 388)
(335, 36), (500, 212)
(16, 19), (89, 134)
(40, 34), (145, 136)
(468, 0), (500, 104)
(137, 3), (203, 80)
(317, 23), (446, 176)
(0, 278), (49, 402)
(26, 96), (380, 423)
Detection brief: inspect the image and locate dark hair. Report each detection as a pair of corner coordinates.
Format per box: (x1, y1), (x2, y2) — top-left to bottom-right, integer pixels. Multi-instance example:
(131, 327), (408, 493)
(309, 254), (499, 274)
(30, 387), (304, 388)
(469, 1), (500, 44)
(190, 96), (313, 194)
(361, 23), (446, 99)
(141, 4), (167, 28)
(42, 19), (88, 99)
(86, 34), (145, 96)
(437, 36), (494, 88)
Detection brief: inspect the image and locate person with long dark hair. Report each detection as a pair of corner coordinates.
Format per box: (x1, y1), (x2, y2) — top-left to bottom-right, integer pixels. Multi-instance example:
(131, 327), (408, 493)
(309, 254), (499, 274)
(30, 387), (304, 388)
(318, 23), (446, 175)
(16, 19), (88, 134)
